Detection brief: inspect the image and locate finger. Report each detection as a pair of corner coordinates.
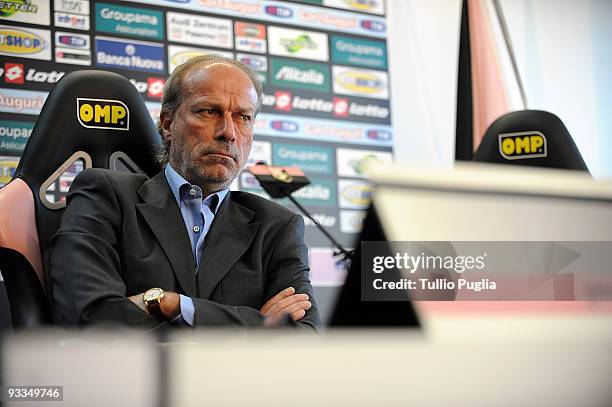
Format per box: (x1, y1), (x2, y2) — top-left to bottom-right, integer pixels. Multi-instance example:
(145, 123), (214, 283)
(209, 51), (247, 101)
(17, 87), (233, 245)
(274, 293), (309, 311)
(260, 287), (295, 314)
(290, 309), (306, 321)
(264, 294), (309, 316)
(273, 300), (311, 318)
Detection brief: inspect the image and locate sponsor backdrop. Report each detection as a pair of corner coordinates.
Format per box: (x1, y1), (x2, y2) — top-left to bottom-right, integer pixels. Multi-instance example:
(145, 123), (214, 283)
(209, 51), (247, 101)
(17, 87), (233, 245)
(0, 0), (390, 307)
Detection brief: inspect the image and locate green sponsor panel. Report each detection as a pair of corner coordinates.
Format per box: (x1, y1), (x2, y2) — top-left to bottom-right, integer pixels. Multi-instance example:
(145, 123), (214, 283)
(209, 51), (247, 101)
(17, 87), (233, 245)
(270, 58), (330, 92)
(273, 143), (334, 175)
(331, 35), (387, 69)
(290, 177), (336, 207)
(241, 177), (335, 207)
(0, 120), (33, 155)
(95, 2), (164, 40)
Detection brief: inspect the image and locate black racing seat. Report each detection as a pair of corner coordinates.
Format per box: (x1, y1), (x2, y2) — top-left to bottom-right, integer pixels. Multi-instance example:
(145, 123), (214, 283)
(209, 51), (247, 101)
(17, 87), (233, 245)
(473, 110), (589, 172)
(0, 70), (162, 329)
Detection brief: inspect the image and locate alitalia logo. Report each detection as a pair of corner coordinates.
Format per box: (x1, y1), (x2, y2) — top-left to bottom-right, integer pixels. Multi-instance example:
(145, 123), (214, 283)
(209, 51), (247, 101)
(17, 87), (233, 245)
(270, 58), (330, 92)
(275, 66), (323, 85)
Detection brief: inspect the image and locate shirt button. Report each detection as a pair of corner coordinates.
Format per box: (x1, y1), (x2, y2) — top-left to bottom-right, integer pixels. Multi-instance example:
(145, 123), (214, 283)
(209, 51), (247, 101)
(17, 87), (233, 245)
(189, 189), (197, 196)
(193, 226), (200, 233)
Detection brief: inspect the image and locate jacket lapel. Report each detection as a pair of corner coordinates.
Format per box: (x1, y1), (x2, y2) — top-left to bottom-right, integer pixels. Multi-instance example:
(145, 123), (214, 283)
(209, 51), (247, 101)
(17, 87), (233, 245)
(197, 196), (261, 299)
(135, 172), (197, 297)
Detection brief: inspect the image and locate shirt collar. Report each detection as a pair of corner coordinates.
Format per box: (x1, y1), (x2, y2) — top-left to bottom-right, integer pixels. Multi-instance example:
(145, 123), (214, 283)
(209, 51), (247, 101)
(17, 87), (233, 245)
(164, 164), (229, 214)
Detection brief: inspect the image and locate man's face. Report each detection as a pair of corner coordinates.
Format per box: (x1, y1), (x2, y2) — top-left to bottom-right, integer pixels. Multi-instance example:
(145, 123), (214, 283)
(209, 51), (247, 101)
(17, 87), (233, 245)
(162, 62), (258, 191)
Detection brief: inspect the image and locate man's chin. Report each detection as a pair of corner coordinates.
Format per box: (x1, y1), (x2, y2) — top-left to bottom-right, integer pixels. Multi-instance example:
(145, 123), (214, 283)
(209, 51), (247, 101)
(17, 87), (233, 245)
(196, 170), (236, 188)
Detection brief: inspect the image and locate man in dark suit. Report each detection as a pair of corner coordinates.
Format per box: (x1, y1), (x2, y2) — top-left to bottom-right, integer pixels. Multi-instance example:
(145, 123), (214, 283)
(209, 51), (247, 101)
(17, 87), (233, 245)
(51, 55), (320, 330)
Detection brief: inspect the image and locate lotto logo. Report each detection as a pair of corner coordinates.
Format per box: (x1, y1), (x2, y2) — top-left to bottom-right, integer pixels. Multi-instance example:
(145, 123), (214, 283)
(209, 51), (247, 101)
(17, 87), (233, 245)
(147, 78), (164, 99)
(275, 91), (292, 112)
(333, 97), (349, 117)
(4, 63), (24, 84)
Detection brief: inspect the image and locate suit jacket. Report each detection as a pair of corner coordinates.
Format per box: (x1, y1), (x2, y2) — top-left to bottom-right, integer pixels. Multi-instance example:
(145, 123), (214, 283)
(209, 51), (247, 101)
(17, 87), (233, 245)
(51, 168), (321, 330)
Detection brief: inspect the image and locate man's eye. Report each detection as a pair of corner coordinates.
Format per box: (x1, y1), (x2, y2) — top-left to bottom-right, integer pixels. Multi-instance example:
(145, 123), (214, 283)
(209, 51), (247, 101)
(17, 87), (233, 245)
(199, 108), (217, 116)
(240, 114), (252, 122)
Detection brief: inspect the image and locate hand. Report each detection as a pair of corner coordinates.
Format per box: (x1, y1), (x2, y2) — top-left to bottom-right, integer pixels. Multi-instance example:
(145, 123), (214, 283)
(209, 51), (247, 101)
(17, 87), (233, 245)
(260, 287), (312, 326)
(128, 291), (181, 320)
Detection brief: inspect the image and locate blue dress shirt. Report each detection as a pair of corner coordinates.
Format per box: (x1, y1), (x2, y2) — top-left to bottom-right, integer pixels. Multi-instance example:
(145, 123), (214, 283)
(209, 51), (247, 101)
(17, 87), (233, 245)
(164, 164), (229, 326)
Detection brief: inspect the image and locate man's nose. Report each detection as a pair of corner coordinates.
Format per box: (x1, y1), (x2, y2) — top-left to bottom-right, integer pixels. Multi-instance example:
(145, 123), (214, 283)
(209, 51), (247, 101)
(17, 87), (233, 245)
(215, 112), (236, 141)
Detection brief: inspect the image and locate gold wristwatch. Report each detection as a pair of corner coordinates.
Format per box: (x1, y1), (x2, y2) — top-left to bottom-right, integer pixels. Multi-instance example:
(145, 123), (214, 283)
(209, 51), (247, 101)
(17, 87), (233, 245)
(142, 287), (165, 319)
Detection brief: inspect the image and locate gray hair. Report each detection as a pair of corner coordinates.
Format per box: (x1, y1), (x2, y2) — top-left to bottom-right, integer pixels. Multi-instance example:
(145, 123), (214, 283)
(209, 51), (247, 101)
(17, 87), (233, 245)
(156, 54), (263, 165)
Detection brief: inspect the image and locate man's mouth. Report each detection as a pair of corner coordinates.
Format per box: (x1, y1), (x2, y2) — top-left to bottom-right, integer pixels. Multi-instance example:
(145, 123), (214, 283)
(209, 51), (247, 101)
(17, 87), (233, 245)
(206, 152), (234, 160)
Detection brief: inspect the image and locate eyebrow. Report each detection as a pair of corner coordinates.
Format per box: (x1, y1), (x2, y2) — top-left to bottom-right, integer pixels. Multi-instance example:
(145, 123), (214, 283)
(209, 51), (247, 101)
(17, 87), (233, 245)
(192, 99), (255, 115)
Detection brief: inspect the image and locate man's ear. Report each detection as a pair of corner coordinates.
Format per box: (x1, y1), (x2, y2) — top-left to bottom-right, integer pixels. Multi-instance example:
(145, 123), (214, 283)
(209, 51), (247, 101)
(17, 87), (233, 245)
(160, 110), (173, 142)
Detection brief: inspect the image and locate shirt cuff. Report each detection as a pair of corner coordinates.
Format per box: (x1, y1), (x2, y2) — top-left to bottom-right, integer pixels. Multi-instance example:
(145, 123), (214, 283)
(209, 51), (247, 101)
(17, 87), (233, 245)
(179, 294), (195, 327)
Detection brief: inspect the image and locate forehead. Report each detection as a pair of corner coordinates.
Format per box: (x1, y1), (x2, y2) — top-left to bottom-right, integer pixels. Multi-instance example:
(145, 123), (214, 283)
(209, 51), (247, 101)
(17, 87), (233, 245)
(182, 62), (257, 106)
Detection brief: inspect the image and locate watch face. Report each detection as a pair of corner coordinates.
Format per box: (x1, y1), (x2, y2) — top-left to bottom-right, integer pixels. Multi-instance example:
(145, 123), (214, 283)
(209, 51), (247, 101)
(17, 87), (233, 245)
(143, 288), (163, 302)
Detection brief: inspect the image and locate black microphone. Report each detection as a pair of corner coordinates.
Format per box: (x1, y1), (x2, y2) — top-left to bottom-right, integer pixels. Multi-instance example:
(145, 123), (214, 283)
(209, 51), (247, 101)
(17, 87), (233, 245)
(247, 162), (352, 261)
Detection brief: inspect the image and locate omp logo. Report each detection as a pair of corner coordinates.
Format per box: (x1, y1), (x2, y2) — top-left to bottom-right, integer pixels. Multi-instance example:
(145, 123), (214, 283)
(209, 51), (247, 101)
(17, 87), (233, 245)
(271, 120), (299, 133)
(3, 63), (24, 84)
(360, 20), (385, 32)
(280, 35), (316, 53)
(265, 5), (293, 18)
(336, 71), (383, 94)
(499, 131), (547, 160)
(0, 28), (46, 54)
(366, 129), (392, 141)
(342, 184), (372, 206)
(77, 98), (129, 130)
(0, 0), (38, 17)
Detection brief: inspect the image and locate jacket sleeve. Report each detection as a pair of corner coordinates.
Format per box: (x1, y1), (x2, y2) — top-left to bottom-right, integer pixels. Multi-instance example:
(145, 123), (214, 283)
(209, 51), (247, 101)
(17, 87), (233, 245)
(51, 169), (168, 330)
(192, 213), (321, 330)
